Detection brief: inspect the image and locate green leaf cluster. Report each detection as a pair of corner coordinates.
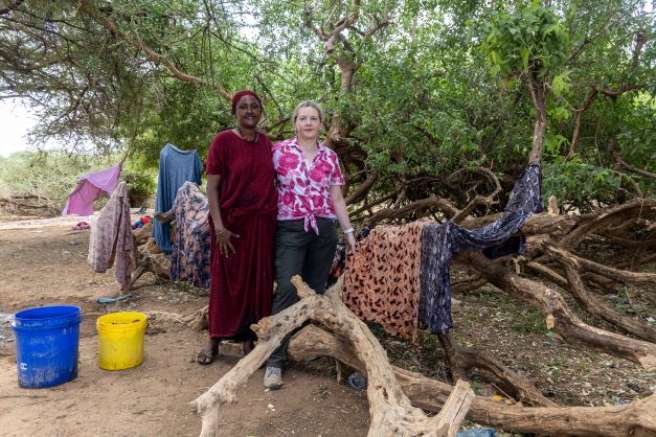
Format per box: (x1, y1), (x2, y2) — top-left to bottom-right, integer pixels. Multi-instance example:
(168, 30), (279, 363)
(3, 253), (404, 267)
(481, 2), (570, 78)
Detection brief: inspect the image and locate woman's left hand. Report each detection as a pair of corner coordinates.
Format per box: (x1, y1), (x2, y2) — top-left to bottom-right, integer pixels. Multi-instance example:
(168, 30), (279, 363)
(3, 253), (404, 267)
(346, 232), (357, 253)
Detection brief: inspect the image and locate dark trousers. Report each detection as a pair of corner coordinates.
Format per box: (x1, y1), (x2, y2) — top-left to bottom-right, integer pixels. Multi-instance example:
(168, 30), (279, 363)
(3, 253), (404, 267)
(266, 218), (338, 368)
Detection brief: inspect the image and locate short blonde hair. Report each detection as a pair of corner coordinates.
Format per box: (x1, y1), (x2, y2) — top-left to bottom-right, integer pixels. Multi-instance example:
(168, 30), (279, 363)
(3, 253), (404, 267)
(292, 100), (324, 124)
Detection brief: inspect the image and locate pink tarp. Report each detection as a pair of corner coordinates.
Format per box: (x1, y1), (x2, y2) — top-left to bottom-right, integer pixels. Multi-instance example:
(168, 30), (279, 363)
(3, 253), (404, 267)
(62, 165), (121, 216)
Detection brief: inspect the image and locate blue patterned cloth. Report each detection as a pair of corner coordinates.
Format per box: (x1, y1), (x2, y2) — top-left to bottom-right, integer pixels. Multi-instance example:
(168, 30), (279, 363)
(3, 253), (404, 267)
(170, 182), (211, 288)
(420, 163), (543, 333)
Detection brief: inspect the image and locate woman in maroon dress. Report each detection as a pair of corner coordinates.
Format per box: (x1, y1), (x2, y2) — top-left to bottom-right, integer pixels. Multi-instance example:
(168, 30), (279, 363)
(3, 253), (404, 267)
(197, 90), (277, 364)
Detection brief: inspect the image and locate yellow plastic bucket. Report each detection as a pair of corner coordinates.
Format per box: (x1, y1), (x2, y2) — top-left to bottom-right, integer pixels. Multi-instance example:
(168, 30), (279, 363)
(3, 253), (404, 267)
(96, 312), (147, 370)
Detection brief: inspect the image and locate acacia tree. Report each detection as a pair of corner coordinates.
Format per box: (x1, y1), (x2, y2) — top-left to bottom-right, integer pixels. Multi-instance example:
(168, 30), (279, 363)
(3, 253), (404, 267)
(2, 0), (654, 204)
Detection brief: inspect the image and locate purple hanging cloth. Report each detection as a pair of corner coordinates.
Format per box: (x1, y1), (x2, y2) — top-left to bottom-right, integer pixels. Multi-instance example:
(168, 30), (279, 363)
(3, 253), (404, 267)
(62, 165), (122, 216)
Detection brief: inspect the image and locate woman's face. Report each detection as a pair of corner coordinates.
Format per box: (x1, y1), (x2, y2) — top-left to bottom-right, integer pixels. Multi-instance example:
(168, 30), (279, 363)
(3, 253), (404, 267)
(295, 106), (321, 142)
(235, 95), (262, 129)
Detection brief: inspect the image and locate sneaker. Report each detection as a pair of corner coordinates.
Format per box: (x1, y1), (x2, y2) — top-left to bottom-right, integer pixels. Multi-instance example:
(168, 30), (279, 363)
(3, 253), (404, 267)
(263, 366), (283, 390)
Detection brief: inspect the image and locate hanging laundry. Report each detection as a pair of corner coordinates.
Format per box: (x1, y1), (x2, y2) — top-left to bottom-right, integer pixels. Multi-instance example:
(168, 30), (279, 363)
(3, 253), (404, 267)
(342, 221), (427, 341)
(62, 165), (121, 216)
(87, 182), (135, 291)
(170, 182), (211, 289)
(153, 144), (202, 253)
(343, 163), (543, 341)
(420, 162), (542, 334)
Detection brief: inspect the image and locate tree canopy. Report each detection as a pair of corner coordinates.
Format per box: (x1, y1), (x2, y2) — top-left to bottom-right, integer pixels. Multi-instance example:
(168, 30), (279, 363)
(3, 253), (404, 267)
(1, 0), (655, 213)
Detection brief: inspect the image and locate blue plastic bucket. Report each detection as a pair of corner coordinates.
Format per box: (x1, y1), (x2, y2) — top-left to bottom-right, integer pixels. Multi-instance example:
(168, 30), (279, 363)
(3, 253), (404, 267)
(12, 305), (82, 388)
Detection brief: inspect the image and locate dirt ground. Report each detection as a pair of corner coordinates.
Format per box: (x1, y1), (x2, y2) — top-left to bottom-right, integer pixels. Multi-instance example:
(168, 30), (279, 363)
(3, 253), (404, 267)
(2, 214), (655, 437)
(0, 218), (369, 437)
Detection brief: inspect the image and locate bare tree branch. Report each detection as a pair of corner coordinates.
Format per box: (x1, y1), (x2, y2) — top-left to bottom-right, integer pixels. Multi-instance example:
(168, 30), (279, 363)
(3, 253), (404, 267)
(567, 86), (598, 159)
(78, 0), (231, 101)
(345, 169), (378, 205)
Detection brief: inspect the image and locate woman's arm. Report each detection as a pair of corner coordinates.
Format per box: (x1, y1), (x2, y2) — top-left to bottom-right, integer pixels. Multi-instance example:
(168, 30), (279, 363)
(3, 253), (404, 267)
(330, 185), (356, 251)
(207, 174), (238, 255)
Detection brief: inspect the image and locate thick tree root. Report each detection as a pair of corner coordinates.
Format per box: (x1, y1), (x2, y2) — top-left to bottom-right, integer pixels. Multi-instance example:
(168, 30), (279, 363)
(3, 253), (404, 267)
(288, 326), (656, 437)
(192, 277), (474, 437)
(465, 252), (656, 370)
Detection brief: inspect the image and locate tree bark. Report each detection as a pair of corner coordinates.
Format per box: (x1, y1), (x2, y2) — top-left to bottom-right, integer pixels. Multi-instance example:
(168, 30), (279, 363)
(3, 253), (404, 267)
(464, 252), (656, 370)
(558, 199), (656, 249)
(568, 86), (598, 159)
(192, 277), (475, 437)
(455, 348), (557, 407)
(546, 244), (656, 285)
(345, 170), (379, 205)
(288, 326), (656, 437)
(558, 260), (656, 343)
(527, 71), (546, 163)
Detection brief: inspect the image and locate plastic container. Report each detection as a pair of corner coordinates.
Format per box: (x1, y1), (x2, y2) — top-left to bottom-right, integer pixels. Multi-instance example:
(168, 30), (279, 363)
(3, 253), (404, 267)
(347, 372), (367, 390)
(12, 305), (81, 388)
(96, 311), (147, 370)
(457, 428), (497, 437)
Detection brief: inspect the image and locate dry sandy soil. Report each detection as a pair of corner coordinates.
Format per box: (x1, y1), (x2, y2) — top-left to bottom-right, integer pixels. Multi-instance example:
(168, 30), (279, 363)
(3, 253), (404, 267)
(0, 218), (369, 437)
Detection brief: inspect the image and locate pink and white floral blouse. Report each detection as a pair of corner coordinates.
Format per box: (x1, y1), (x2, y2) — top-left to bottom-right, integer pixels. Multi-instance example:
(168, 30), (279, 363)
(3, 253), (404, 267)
(273, 137), (345, 234)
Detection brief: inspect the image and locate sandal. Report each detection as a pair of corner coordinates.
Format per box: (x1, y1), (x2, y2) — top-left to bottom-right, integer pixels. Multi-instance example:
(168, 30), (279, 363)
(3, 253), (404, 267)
(96, 293), (132, 304)
(197, 339), (220, 365)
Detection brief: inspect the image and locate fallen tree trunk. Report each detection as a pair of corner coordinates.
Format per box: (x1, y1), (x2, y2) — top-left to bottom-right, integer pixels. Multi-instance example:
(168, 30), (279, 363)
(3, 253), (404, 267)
(617, 251), (656, 270)
(558, 199), (656, 249)
(458, 206), (580, 235)
(186, 304), (208, 331)
(190, 275), (656, 437)
(539, 245), (656, 343)
(192, 277), (475, 437)
(558, 261), (656, 343)
(455, 348), (557, 407)
(288, 325), (656, 437)
(547, 244), (656, 286)
(451, 276), (489, 294)
(129, 247), (170, 289)
(526, 260), (568, 287)
(464, 252), (656, 370)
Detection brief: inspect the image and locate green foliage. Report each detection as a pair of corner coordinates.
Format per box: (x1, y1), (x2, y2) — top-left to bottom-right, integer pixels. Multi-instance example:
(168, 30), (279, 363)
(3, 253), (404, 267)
(551, 71), (571, 97)
(122, 170), (156, 207)
(543, 157), (624, 212)
(0, 152), (115, 208)
(1, 0), (654, 210)
(0, 151), (158, 210)
(616, 93), (656, 170)
(512, 308), (550, 335)
(480, 2), (570, 78)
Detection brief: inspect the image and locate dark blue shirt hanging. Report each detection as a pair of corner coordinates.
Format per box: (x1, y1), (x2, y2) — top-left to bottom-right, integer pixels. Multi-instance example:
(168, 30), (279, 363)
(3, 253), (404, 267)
(419, 163), (543, 333)
(153, 144), (202, 253)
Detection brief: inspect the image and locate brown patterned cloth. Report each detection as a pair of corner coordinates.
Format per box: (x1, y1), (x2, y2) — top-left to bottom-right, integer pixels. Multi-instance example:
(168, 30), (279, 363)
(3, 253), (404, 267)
(88, 182), (135, 290)
(342, 221), (426, 342)
(343, 164), (543, 340)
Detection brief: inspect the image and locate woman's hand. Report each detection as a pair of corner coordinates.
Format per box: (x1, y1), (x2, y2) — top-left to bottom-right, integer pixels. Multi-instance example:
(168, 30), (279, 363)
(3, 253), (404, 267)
(345, 232), (357, 253)
(215, 226), (239, 256)
(330, 185), (357, 253)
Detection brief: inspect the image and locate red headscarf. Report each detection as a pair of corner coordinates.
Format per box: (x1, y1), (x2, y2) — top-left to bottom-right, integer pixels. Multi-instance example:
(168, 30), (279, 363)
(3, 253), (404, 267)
(231, 90), (262, 114)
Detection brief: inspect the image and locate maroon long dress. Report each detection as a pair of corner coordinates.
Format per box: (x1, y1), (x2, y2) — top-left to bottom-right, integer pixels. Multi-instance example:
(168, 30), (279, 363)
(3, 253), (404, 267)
(205, 130), (277, 340)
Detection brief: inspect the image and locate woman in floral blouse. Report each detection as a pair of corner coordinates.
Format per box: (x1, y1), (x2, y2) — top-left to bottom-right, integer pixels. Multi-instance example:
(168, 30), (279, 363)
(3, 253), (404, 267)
(264, 101), (356, 389)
